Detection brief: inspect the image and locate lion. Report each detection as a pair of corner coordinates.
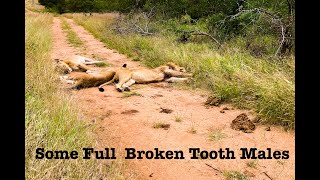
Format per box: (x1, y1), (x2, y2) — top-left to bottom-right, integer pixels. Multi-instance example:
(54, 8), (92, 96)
(55, 55), (105, 74)
(60, 70), (115, 90)
(59, 64), (127, 90)
(98, 62), (192, 92)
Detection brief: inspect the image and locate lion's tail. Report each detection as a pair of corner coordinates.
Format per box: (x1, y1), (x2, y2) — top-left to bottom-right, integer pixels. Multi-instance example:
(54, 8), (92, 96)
(98, 75), (117, 92)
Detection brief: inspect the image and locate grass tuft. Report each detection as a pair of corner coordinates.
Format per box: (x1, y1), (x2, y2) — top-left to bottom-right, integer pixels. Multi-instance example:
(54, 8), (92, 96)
(174, 116), (183, 122)
(153, 122), (170, 129)
(246, 160), (258, 169)
(122, 91), (143, 98)
(188, 127), (197, 134)
(94, 61), (108, 67)
(223, 171), (248, 180)
(208, 130), (227, 141)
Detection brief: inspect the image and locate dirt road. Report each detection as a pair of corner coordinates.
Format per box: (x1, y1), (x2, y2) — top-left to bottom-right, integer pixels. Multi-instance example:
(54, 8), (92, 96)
(51, 16), (295, 180)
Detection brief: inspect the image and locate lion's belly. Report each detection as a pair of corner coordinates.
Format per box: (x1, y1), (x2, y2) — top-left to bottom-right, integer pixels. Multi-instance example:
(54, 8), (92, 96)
(132, 70), (164, 83)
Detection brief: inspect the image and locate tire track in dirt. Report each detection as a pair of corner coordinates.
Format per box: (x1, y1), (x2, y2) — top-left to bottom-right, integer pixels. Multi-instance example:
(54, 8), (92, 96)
(52, 16), (295, 180)
(51, 17), (80, 60)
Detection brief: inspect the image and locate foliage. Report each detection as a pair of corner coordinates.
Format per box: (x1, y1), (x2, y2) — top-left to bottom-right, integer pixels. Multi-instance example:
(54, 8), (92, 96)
(39, 0), (295, 57)
(71, 14), (295, 129)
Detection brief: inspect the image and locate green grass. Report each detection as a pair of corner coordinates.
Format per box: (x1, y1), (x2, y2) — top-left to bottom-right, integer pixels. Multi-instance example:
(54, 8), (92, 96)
(25, 0), (47, 13)
(68, 13), (295, 129)
(25, 12), (124, 179)
(223, 171), (249, 180)
(246, 160), (258, 169)
(188, 127), (197, 134)
(208, 130), (227, 141)
(60, 17), (84, 47)
(89, 54), (111, 67)
(122, 91), (143, 98)
(95, 61), (108, 67)
(174, 115), (183, 122)
(153, 122), (169, 129)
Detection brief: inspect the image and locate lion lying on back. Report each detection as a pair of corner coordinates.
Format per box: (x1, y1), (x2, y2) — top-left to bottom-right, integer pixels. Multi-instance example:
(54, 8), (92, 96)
(98, 62), (192, 92)
(55, 55), (104, 74)
(59, 64), (127, 89)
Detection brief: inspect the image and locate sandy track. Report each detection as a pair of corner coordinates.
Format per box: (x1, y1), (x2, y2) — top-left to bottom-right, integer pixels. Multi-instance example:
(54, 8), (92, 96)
(51, 16), (295, 180)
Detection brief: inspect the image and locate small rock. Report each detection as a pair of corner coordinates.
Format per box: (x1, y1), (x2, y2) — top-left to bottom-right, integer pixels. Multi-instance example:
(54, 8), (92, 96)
(222, 107), (230, 110)
(230, 113), (256, 133)
(204, 96), (221, 106)
(160, 108), (173, 114)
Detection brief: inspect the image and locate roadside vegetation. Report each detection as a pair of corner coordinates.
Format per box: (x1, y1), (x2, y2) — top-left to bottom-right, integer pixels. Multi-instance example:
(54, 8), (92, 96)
(38, 1), (295, 129)
(25, 9), (124, 180)
(64, 13), (294, 129)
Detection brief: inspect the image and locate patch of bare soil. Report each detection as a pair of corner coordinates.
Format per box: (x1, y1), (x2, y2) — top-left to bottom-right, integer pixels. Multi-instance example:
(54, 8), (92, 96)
(51, 16), (295, 180)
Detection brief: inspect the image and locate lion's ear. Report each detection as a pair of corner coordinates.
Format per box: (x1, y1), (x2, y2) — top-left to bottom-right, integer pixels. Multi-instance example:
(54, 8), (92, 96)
(166, 62), (175, 68)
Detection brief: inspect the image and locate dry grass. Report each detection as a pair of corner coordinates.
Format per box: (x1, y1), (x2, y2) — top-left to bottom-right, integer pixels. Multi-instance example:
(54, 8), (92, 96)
(174, 116), (183, 122)
(25, 0), (46, 13)
(122, 91), (143, 98)
(188, 127), (197, 134)
(25, 12), (124, 179)
(208, 130), (227, 141)
(153, 122), (170, 129)
(223, 170), (248, 180)
(246, 160), (258, 169)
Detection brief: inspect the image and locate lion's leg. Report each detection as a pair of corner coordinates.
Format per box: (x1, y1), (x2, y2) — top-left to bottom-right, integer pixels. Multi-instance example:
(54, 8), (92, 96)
(165, 77), (190, 83)
(115, 76), (132, 92)
(85, 70), (94, 74)
(83, 61), (104, 65)
(164, 69), (192, 77)
(66, 66), (73, 73)
(80, 56), (103, 64)
(78, 63), (92, 71)
(60, 75), (72, 80)
(72, 80), (84, 90)
(64, 80), (75, 84)
(59, 75), (75, 84)
(122, 79), (136, 91)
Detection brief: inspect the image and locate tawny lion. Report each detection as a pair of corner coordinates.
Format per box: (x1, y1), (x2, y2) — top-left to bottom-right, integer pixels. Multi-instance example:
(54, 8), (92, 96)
(55, 55), (104, 74)
(60, 71), (115, 90)
(98, 62), (192, 92)
(59, 64), (127, 90)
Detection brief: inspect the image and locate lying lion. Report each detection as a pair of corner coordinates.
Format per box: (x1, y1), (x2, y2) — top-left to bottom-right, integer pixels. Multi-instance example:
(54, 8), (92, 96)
(98, 62), (192, 92)
(59, 64), (127, 90)
(60, 71), (115, 90)
(55, 55), (104, 74)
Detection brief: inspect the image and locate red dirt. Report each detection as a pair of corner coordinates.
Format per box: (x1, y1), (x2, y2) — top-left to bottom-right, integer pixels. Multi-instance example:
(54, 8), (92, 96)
(51, 16), (295, 180)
